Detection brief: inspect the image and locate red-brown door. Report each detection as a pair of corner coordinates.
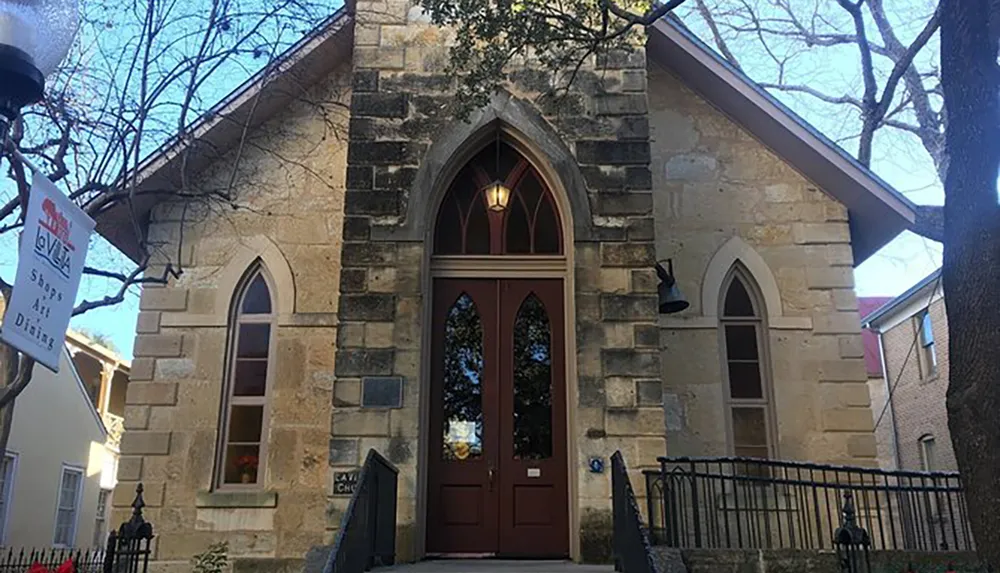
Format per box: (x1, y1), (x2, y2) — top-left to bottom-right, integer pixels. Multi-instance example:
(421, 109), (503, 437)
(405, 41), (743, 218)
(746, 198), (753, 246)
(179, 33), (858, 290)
(427, 278), (568, 557)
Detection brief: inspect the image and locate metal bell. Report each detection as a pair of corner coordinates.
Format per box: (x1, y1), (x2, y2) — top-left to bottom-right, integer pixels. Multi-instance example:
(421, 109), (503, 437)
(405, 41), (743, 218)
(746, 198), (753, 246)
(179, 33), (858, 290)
(655, 259), (689, 314)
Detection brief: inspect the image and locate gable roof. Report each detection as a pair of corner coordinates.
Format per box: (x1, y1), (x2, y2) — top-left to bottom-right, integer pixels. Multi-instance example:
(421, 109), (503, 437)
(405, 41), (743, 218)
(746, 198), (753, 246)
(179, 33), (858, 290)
(97, 8), (353, 261)
(98, 10), (916, 265)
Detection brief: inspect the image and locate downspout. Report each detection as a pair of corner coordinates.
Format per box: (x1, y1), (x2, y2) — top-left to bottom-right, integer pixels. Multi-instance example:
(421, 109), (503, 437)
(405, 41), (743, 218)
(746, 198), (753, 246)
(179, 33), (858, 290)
(875, 327), (903, 471)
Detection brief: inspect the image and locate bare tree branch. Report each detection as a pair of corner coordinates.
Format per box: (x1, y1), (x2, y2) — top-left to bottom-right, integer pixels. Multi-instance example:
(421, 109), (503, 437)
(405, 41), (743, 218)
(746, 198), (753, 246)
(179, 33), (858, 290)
(692, 0), (741, 69)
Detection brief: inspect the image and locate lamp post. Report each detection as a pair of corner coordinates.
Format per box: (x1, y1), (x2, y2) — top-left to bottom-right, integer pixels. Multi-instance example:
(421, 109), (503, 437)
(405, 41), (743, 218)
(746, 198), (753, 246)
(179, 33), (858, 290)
(0, 0), (80, 126)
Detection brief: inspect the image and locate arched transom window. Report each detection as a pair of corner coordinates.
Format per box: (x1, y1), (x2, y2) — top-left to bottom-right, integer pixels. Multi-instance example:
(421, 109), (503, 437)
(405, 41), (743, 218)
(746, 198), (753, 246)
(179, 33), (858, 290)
(434, 140), (562, 256)
(719, 265), (776, 461)
(217, 263), (275, 488)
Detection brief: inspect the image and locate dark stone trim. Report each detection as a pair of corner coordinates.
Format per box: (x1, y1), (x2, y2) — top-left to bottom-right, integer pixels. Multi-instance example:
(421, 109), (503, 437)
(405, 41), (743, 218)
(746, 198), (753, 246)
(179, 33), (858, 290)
(371, 91), (598, 242)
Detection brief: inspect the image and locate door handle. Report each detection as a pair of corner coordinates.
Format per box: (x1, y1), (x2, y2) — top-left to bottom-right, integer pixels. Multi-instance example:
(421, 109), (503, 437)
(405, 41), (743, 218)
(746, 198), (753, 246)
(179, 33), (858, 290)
(488, 465), (495, 491)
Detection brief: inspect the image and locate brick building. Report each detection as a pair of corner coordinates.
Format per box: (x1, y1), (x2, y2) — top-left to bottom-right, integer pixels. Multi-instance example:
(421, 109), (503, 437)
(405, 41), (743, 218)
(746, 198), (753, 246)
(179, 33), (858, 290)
(863, 270), (952, 472)
(93, 4), (919, 566)
(858, 296), (892, 469)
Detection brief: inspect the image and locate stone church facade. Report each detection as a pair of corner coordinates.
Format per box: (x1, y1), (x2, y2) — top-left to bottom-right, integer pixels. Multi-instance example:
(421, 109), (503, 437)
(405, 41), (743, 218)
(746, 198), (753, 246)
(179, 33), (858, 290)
(100, 2), (917, 567)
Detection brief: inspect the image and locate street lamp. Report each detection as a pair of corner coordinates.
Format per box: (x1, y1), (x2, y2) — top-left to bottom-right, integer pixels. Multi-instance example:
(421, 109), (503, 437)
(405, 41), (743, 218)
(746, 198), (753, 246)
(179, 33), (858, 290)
(0, 0), (80, 122)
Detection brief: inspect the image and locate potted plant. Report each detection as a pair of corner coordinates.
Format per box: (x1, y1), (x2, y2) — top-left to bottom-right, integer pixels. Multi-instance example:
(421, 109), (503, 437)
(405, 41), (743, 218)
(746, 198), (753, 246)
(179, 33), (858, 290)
(236, 454), (258, 483)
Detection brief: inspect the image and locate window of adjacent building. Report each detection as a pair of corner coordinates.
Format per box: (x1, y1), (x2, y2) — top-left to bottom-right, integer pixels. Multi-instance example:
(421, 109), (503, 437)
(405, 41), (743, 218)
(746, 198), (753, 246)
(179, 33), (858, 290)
(919, 434), (936, 472)
(919, 434), (940, 517)
(216, 264), (274, 488)
(0, 453), (16, 545)
(53, 466), (84, 547)
(720, 266), (776, 465)
(917, 310), (938, 378)
(93, 489), (112, 547)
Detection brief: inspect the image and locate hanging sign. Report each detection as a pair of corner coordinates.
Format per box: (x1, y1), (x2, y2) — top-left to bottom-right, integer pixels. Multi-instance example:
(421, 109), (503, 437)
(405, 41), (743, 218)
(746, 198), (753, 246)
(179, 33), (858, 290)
(1, 172), (95, 372)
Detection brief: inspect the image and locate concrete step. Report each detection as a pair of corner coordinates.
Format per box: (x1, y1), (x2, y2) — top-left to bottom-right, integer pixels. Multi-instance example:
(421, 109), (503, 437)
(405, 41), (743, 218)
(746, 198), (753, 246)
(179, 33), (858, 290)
(379, 560), (614, 573)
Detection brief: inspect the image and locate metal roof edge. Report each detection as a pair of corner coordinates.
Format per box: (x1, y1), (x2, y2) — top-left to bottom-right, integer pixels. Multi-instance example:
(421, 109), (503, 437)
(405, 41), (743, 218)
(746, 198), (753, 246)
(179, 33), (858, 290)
(862, 267), (943, 328)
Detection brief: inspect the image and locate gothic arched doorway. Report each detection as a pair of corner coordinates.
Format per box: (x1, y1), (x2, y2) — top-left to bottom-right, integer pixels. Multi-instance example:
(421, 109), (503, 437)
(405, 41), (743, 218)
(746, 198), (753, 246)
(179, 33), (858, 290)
(426, 139), (570, 558)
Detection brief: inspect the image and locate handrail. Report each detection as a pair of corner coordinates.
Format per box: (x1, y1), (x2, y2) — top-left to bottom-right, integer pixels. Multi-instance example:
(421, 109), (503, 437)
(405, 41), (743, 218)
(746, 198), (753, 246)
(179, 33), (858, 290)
(645, 456), (974, 552)
(657, 455), (964, 480)
(611, 451), (659, 573)
(324, 450), (398, 573)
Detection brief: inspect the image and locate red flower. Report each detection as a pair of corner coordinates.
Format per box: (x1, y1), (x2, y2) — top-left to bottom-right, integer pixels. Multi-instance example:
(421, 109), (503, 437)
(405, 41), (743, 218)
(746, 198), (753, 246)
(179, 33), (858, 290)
(26, 561), (73, 573)
(236, 455), (258, 471)
(55, 559), (75, 573)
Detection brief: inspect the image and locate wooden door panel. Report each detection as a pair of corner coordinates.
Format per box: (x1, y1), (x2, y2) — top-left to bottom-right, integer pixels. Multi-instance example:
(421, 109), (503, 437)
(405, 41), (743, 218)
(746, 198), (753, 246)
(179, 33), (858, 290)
(439, 484), (486, 525)
(513, 485), (556, 525)
(497, 279), (569, 557)
(427, 278), (568, 557)
(426, 279), (500, 554)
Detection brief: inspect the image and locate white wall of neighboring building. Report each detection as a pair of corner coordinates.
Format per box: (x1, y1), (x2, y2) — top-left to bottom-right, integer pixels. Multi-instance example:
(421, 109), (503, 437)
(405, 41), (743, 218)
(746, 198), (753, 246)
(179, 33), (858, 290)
(3, 347), (111, 548)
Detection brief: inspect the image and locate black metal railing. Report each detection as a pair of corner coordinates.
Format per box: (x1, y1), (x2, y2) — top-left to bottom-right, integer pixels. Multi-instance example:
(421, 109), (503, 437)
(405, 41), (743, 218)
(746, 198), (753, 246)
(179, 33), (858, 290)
(611, 451), (658, 573)
(324, 449), (398, 573)
(1, 484), (153, 573)
(645, 456), (974, 552)
(0, 547), (105, 573)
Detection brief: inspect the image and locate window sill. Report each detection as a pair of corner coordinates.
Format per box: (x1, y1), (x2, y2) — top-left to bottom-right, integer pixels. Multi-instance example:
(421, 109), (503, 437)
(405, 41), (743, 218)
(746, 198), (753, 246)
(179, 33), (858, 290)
(196, 490), (278, 509)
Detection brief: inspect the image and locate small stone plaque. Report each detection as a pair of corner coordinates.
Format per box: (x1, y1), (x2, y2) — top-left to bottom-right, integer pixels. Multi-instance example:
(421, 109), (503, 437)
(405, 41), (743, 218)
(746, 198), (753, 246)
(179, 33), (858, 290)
(361, 376), (404, 409)
(333, 471), (359, 495)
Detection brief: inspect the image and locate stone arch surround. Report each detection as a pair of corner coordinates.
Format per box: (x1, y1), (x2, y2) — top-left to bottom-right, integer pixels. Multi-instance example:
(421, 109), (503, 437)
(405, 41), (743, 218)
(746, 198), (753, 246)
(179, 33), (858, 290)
(372, 91), (597, 243)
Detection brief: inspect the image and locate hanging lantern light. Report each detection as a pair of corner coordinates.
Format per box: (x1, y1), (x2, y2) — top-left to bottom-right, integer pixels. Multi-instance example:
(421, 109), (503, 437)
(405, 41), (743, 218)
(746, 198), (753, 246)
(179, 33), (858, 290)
(484, 180), (511, 212)
(0, 0), (80, 121)
(482, 124), (511, 212)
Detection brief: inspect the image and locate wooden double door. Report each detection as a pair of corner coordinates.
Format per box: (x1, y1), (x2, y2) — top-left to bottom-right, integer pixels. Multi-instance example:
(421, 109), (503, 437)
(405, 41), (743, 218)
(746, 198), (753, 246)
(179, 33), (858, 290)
(427, 278), (569, 557)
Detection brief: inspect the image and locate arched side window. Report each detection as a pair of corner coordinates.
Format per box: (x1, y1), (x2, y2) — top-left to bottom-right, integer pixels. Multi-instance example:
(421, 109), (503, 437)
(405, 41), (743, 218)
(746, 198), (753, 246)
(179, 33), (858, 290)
(719, 264), (776, 461)
(433, 140), (562, 256)
(918, 434), (936, 471)
(216, 263), (275, 488)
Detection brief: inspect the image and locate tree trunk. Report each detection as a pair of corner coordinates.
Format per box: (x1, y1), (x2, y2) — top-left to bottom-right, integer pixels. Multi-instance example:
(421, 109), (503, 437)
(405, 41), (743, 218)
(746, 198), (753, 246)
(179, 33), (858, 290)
(0, 340), (16, 459)
(940, 0), (1000, 565)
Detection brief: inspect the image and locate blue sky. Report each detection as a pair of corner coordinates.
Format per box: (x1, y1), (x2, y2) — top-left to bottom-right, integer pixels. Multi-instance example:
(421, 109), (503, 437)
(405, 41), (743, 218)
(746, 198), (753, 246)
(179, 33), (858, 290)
(0, 2), (946, 360)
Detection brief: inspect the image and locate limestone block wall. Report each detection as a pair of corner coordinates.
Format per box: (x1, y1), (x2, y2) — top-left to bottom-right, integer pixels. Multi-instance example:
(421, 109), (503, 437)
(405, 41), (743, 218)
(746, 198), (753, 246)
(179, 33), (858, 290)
(647, 61), (876, 467)
(116, 65), (352, 562)
(336, 1), (663, 560)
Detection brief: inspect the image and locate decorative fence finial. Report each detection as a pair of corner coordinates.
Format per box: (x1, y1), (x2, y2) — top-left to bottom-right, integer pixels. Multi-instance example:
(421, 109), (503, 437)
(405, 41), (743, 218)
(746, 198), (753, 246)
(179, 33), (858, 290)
(835, 492), (871, 573)
(119, 483), (154, 541)
(132, 483), (145, 517)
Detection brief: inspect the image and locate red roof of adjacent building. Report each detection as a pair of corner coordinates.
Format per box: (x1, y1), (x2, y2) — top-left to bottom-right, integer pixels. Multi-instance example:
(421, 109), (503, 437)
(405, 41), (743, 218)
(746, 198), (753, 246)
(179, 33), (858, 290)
(859, 297), (893, 377)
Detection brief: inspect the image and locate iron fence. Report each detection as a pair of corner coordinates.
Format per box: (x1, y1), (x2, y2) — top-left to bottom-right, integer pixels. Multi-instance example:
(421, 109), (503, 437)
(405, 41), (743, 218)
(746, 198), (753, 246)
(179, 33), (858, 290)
(645, 456), (974, 552)
(324, 449), (398, 573)
(1, 483), (154, 573)
(0, 548), (105, 573)
(611, 451), (658, 573)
